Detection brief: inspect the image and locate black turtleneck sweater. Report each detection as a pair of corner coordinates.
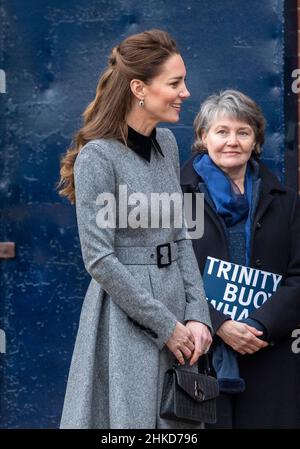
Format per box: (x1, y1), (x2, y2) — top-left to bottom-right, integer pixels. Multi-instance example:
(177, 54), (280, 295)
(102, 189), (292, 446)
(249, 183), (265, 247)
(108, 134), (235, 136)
(125, 125), (164, 162)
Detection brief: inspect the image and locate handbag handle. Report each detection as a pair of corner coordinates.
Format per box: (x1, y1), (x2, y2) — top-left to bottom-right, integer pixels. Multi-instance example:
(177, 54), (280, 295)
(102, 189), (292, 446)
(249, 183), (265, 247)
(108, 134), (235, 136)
(197, 353), (211, 376)
(173, 354), (211, 375)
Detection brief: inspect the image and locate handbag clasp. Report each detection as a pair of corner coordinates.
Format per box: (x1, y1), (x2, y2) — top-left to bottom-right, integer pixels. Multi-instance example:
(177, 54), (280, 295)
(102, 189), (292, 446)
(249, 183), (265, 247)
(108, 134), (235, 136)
(194, 381), (205, 401)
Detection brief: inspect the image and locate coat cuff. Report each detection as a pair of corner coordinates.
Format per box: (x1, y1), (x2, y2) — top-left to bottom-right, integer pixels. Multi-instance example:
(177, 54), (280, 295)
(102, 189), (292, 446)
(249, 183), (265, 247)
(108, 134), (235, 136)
(154, 316), (177, 350)
(208, 302), (231, 333)
(184, 301), (212, 334)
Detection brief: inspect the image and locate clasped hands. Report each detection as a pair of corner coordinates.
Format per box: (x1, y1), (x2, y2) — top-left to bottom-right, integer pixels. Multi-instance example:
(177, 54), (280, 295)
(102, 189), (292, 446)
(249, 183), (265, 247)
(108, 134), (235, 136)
(216, 320), (269, 355)
(166, 321), (212, 366)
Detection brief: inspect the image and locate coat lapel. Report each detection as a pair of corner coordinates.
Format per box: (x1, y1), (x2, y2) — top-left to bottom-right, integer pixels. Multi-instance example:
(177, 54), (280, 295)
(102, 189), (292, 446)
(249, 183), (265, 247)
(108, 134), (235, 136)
(181, 155), (227, 239)
(254, 164), (286, 223)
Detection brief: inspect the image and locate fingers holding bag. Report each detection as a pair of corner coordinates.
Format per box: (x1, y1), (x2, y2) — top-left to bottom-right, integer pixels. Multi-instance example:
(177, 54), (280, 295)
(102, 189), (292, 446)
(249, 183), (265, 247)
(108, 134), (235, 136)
(165, 322), (195, 365)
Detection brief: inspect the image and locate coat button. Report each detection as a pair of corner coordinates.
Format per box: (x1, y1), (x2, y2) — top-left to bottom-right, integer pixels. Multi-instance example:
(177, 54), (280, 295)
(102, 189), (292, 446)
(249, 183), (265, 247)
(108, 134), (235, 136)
(255, 259), (262, 267)
(256, 221), (262, 229)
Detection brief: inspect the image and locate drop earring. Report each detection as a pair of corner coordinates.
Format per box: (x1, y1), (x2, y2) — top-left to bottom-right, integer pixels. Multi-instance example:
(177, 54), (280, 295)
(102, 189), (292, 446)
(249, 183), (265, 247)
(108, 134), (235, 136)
(139, 99), (144, 107)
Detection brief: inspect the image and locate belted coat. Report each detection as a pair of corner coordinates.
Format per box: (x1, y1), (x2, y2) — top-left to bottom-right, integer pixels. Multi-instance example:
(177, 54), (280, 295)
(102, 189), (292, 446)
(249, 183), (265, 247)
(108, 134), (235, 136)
(60, 129), (211, 429)
(181, 154), (300, 428)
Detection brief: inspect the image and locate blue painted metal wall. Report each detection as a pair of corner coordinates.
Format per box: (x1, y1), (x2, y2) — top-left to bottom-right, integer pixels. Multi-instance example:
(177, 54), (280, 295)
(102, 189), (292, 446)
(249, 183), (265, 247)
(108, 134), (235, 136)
(0, 0), (296, 428)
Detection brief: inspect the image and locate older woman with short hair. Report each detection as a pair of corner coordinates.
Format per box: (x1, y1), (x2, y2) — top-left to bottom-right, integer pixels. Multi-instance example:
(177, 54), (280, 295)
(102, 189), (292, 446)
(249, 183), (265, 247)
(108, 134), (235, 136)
(181, 89), (300, 428)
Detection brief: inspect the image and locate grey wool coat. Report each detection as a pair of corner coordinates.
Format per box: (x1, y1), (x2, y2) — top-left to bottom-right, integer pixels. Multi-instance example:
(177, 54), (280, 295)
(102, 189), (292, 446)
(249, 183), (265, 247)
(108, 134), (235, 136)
(60, 128), (211, 429)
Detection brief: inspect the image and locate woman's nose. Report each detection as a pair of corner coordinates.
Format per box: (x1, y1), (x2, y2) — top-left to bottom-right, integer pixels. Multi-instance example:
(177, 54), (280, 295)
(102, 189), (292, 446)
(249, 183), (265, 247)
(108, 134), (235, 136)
(227, 133), (238, 145)
(179, 84), (190, 99)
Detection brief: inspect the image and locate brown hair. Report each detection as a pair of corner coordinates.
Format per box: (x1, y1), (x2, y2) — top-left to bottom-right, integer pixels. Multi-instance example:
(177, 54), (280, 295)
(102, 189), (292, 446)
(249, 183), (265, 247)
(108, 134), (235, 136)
(193, 89), (266, 156)
(58, 29), (179, 203)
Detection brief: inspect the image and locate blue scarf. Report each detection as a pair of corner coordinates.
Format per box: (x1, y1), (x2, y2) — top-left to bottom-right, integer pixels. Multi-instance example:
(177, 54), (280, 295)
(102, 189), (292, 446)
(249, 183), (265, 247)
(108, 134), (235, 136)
(193, 153), (253, 265)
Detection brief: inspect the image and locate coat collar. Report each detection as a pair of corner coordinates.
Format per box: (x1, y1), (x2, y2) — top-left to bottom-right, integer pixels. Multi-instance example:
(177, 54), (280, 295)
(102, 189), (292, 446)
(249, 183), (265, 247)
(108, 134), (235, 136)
(181, 153), (200, 190)
(180, 153), (287, 196)
(126, 126), (164, 162)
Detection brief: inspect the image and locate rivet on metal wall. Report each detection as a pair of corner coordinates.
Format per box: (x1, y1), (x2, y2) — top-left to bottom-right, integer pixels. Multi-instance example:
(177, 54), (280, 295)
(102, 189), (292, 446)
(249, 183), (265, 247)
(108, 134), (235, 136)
(0, 242), (15, 258)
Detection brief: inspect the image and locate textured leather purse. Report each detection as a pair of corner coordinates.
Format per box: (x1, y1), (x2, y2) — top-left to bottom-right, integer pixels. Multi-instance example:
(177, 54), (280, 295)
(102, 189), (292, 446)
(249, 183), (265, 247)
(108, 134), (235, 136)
(160, 355), (219, 424)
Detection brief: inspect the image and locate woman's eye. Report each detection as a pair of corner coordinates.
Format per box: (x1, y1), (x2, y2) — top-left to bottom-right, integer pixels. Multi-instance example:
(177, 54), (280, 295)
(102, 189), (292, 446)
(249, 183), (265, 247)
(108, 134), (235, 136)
(217, 130), (227, 135)
(239, 131), (249, 136)
(170, 82), (179, 87)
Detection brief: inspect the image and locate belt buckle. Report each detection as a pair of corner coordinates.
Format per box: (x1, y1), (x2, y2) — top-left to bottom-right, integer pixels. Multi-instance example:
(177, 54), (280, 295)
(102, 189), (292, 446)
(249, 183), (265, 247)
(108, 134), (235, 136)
(156, 243), (172, 268)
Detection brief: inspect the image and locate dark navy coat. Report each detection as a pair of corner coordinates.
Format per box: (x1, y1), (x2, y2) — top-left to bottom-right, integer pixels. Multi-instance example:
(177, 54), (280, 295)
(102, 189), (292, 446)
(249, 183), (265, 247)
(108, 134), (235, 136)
(181, 155), (300, 428)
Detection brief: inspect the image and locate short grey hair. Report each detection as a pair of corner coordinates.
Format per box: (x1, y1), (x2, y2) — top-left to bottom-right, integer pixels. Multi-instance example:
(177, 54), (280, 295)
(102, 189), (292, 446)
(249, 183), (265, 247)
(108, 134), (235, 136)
(193, 89), (266, 156)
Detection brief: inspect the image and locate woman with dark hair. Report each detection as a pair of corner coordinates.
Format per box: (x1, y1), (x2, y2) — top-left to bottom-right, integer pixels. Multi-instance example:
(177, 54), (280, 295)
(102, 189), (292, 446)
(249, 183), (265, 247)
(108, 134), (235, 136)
(58, 29), (212, 429)
(181, 89), (300, 428)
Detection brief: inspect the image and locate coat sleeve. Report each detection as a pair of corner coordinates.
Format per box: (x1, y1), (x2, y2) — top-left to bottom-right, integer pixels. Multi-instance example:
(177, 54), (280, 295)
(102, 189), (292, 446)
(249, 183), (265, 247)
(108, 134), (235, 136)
(249, 190), (300, 343)
(163, 130), (212, 333)
(74, 142), (178, 349)
(208, 303), (231, 332)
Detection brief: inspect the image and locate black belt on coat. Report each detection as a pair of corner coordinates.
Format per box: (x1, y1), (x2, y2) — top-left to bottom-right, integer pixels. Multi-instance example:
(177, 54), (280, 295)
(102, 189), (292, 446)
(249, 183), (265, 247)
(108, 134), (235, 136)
(115, 242), (178, 268)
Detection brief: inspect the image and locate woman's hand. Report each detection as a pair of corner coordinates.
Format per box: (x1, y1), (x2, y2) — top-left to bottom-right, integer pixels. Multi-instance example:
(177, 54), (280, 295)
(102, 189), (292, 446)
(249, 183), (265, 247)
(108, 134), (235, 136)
(165, 322), (195, 365)
(186, 321), (212, 365)
(217, 320), (269, 355)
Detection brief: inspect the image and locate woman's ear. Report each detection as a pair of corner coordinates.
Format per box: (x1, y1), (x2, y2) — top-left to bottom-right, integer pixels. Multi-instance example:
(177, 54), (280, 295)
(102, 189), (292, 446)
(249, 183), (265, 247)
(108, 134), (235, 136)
(201, 130), (207, 147)
(130, 79), (145, 101)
